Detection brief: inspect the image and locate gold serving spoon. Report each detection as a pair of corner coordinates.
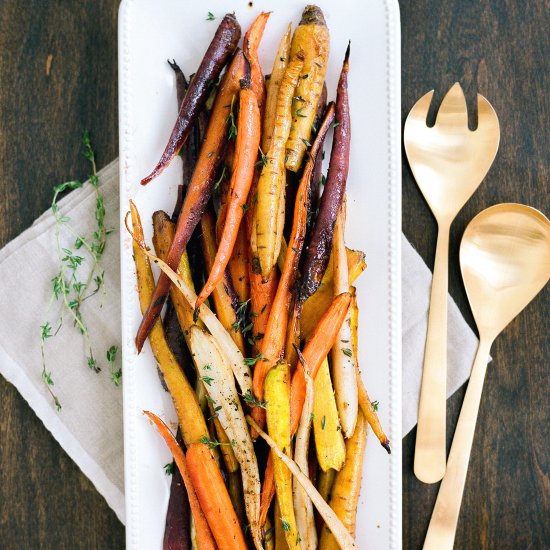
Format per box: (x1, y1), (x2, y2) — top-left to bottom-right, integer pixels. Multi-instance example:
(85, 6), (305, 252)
(423, 203), (550, 550)
(404, 83), (500, 483)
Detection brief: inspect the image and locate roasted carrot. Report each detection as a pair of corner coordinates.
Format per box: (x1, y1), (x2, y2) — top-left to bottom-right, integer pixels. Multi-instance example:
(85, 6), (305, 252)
(243, 12), (270, 114)
(252, 53), (304, 279)
(136, 50), (246, 353)
(300, 247), (366, 340)
(252, 102), (335, 401)
(319, 411), (367, 549)
(350, 288), (391, 453)
(285, 6), (330, 172)
(259, 292), (352, 525)
(262, 24), (292, 152)
(163, 429), (191, 550)
(312, 359), (346, 472)
(330, 206), (358, 438)
(141, 14), (241, 185)
(290, 292), (352, 435)
(299, 45), (351, 303)
(199, 209), (247, 355)
(196, 76), (261, 311)
(264, 361), (301, 549)
(130, 202), (208, 447)
(227, 224), (250, 304)
(249, 265), (278, 355)
(186, 442), (248, 550)
(144, 412), (217, 550)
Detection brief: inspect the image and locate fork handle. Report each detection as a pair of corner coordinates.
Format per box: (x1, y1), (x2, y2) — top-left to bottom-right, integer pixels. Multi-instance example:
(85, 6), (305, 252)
(414, 223), (450, 483)
(423, 338), (492, 550)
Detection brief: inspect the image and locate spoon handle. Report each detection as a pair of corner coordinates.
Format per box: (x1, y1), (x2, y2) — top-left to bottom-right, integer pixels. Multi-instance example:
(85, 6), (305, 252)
(423, 337), (492, 550)
(414, 224), (450, 483)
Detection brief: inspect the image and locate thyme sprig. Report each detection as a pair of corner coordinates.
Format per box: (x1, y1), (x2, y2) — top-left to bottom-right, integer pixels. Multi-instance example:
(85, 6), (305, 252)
(39, 131), (117, 410)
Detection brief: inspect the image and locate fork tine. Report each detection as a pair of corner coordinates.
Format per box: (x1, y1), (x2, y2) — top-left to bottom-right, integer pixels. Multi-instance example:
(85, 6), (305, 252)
(435, 82), (468, 128)
(477, 93), (500, 132)
(404, 89), (434, 128)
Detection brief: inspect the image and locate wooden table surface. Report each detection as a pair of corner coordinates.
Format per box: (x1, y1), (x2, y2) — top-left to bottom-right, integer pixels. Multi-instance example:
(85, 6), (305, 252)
(0, 1), (548, 548)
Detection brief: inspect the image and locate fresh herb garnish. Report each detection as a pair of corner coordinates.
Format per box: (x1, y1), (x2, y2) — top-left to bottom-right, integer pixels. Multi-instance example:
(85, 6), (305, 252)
(281, 519), (290, 532)
(200, 375), (214, 386)
(39, 131), (117, 410)
(164, 462), (174, 475)
(107, 345), (121, 386)
(321, 415), (326, 429)
(372, 400), (380, 412)
(243, 389), (267, 409)
(342, 347), (353, 357)
(206, 11), (216, 21)
(244, 353), (265, 366)
(227, 95), (238, 140)
(300, 137), (312, 147)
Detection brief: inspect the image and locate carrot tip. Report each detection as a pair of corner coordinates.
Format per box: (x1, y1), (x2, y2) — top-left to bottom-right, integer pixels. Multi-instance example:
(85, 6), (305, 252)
(382, 440), (391, 454)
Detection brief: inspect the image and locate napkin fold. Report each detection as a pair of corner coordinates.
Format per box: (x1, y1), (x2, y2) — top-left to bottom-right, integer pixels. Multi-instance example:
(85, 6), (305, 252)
(0, 159), (479, 525)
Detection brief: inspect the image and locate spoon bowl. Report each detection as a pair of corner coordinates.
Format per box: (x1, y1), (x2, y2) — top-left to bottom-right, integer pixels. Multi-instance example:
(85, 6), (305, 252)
(460, 203), (550, 340)
(423, 203), (550, 550)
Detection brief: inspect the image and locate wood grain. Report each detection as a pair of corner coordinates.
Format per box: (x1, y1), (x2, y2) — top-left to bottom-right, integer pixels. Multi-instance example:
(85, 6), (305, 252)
(401, 1), (550, 549)
(0, 0), (548, 548)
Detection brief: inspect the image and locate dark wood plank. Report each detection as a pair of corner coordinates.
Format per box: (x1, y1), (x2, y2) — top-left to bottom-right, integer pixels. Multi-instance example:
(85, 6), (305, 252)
(0, 1), (124, 548)
(401, 1), (550, 549)
(0, 0), (548, 548)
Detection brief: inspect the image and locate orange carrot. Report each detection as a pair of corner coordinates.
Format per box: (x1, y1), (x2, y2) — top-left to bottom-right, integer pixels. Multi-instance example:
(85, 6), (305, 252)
(143, 412), (217, 550)
(199, 210), (247, 356)
(228, 223), (251, 304)
(135, 50), (246, 353)
(186, 442), (248, 550)
(196, 78), (261, 310)
(243, 12), (270, 115)
(259, 292), (352, 524)
(252, 103), (336, 401)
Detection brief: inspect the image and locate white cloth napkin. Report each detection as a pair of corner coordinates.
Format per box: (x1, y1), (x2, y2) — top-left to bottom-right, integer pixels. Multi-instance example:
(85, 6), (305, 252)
(0, 159), (479, 525)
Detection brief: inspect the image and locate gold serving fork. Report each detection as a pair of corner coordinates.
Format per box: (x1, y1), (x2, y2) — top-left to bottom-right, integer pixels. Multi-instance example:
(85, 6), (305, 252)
(404, 83), (500, 483)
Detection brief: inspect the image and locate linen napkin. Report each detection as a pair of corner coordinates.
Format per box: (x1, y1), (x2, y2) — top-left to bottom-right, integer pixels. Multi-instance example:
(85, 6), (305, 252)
(0, 159), (479, 525)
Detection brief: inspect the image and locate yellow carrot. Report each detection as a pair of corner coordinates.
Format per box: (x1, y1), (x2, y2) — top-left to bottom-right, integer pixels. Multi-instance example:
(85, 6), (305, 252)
(313, 359), (346, 471)
(285, 6), (330, 171)
(263, 24), (292, 152)
(319, 411), (367, 549)
(265, 361), (302, 550)
(130, 202), (208, 447)
(252, 53), (304, 279)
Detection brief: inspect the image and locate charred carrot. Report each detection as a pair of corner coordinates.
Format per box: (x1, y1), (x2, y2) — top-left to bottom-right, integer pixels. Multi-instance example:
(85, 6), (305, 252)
(228, 224), (251, 304)
(249, 265), (278, 355)
(144, 412), (217, 550)
(141, 14), (241, 185)
(186, 442), (248, 550)
(163, 429), (191, 550)
(136, 51), (246, 352)
(196, 76), (261, 310)
(299, 45), (351, 303)
(285, 6), (330, 172)
(252, 53), (304, 279)
(252, 102), (335, 401)
(243, 12), (270, 114)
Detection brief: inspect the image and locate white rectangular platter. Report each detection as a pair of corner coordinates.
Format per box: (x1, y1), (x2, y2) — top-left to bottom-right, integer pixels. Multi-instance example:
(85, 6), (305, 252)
(119, 0), (401, 548)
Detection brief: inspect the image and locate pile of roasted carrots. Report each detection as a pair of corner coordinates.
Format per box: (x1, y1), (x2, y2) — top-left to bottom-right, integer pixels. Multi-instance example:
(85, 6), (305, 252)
(126, 6), (390, 549)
